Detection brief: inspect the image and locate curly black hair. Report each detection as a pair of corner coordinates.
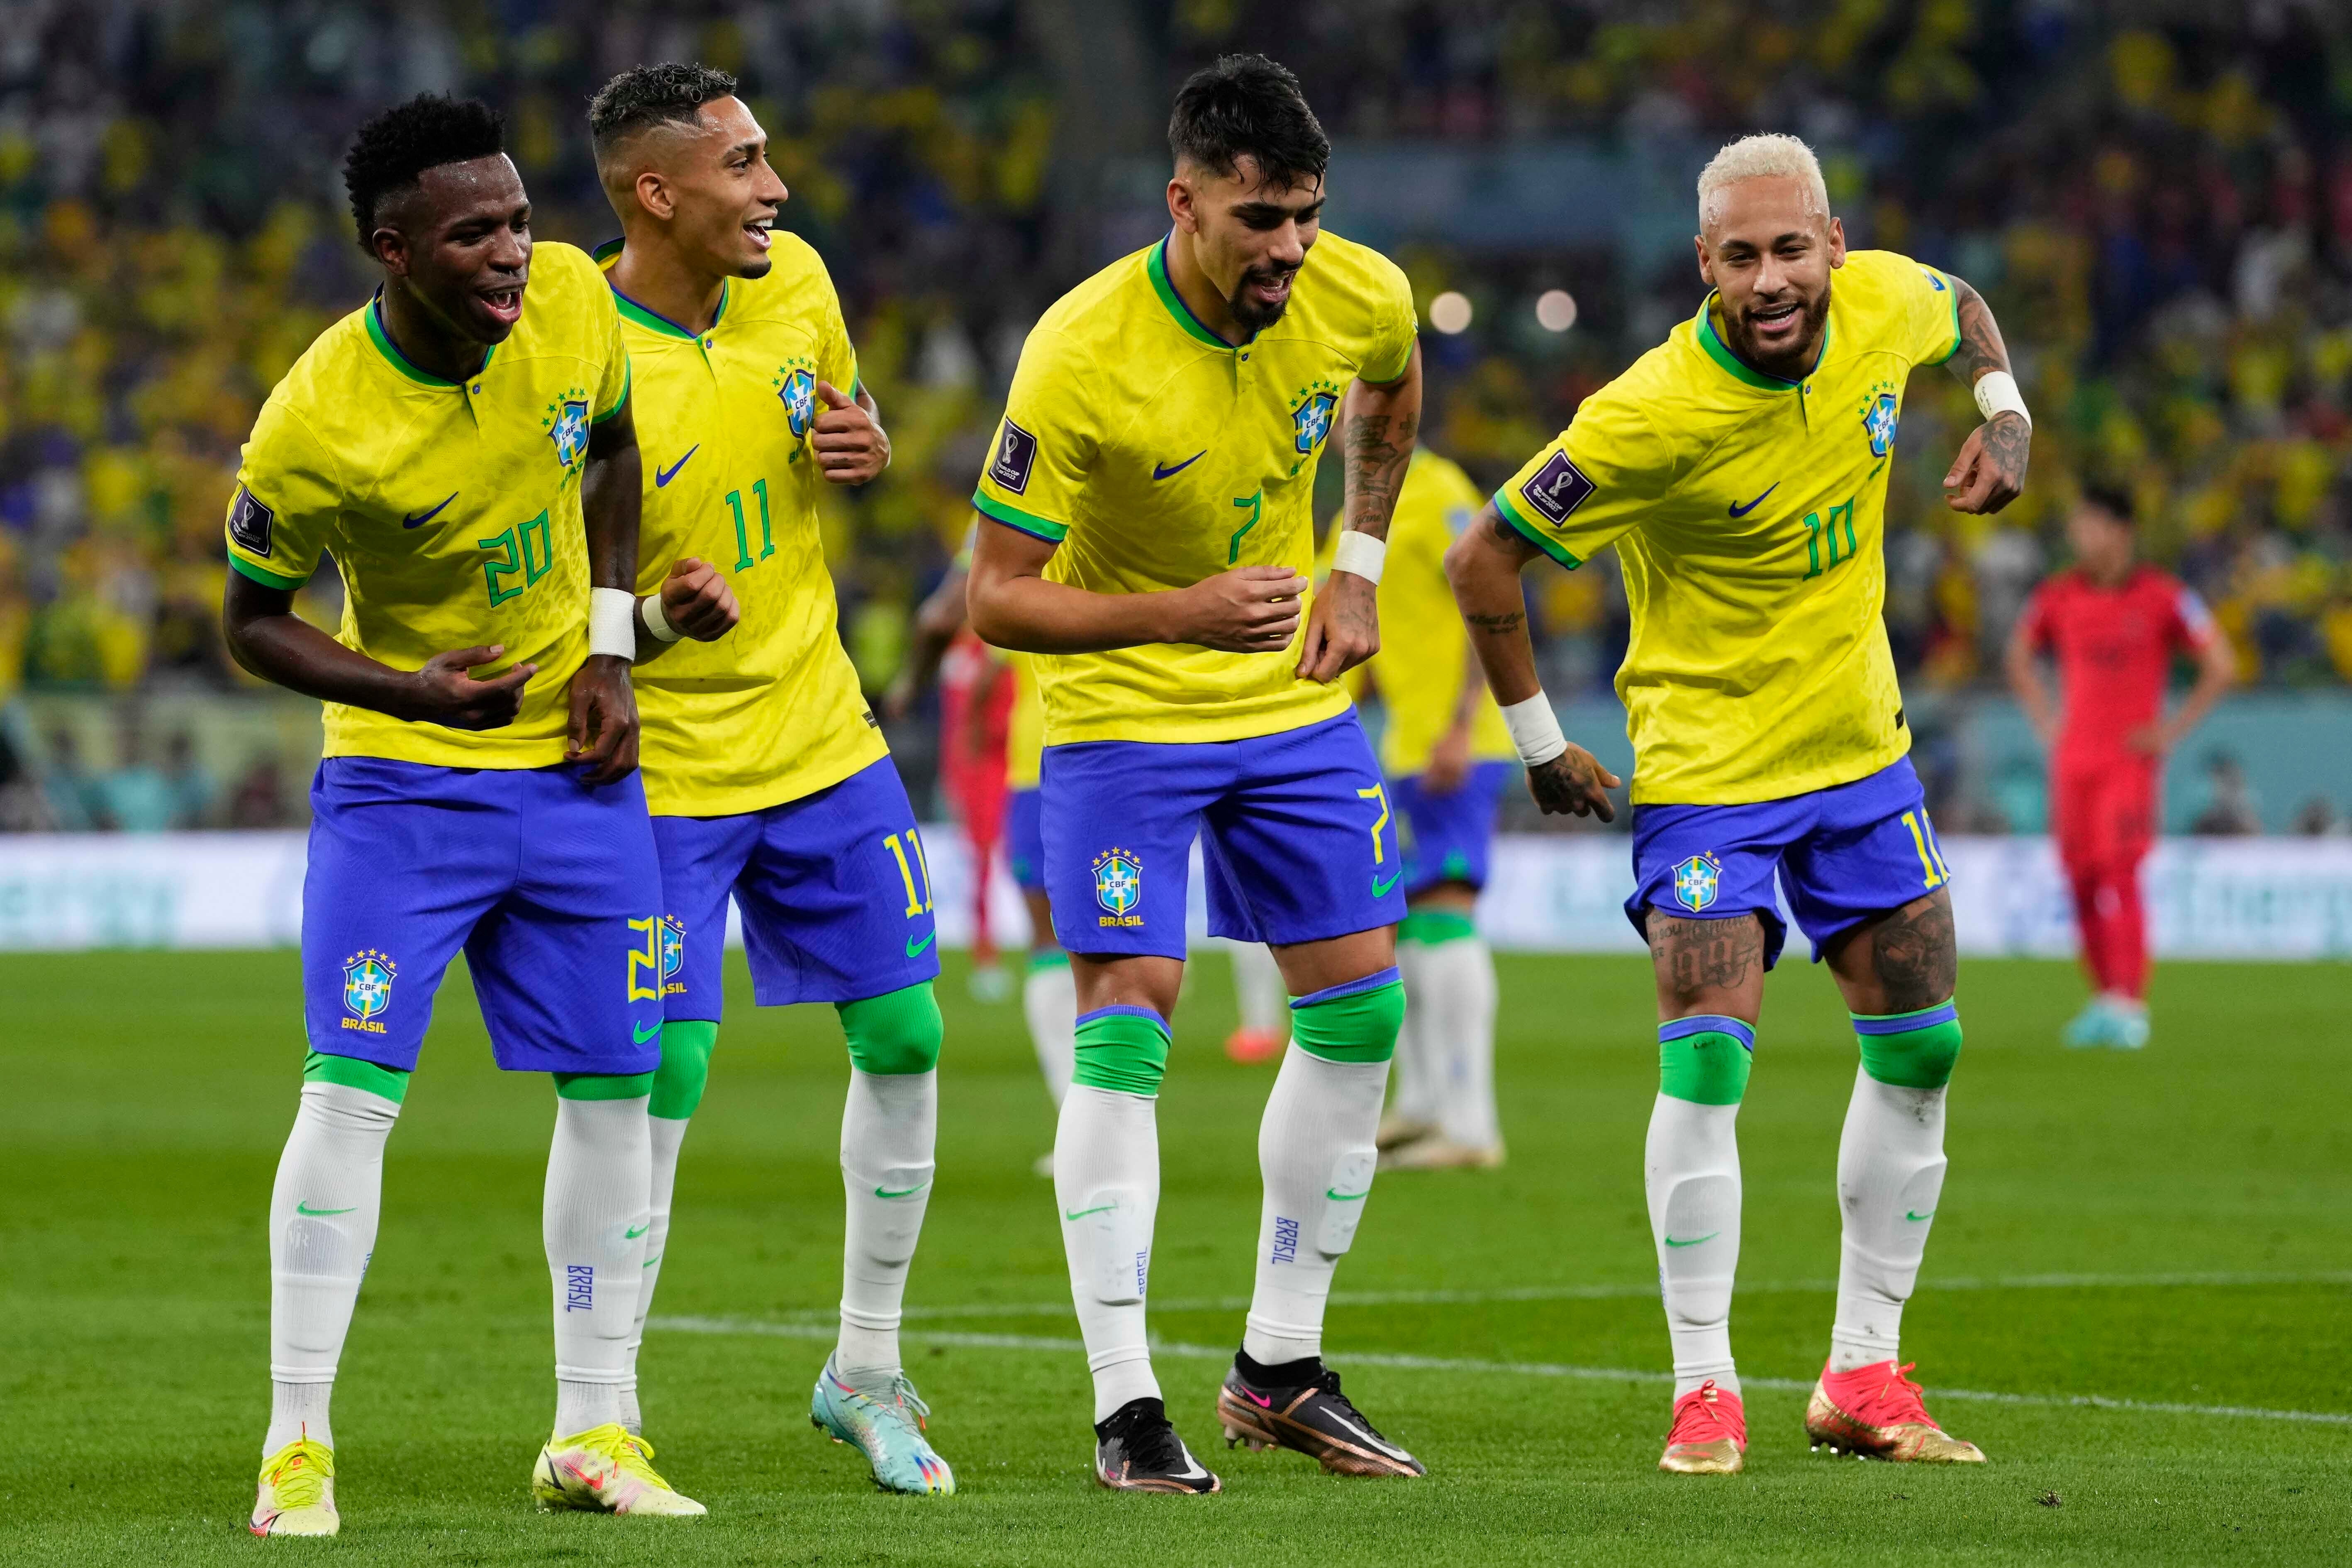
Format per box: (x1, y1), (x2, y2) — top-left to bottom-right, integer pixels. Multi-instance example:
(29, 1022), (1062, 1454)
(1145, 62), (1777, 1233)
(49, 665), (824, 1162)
(342, 93), (507, 252)
(1168, 54), (1328, 192)
(588, 62), (741, 157)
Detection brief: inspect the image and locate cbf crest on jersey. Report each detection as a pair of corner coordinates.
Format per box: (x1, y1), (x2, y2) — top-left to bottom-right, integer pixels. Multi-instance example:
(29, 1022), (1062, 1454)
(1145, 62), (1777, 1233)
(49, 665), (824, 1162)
(1290, 377), (1341, 456)
(1861, 378), (1900, 458)
(773, 357), (817, 441)
(340, 949), (397, 1034)
(1672, 852), (1722, 913)
(1092, 847), (1143, 927)
(543, 385), (592, 471)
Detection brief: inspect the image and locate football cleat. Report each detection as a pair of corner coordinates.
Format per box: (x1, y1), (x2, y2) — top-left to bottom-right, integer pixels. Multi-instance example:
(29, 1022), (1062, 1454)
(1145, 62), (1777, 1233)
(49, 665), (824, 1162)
(2061, 998), (2121, 1050)
(1216, 1357), (1424, 1477)
(1375, 1112), (1438, 1152)
(1224, 1027), (1283, 1065)
(2110, 1002), (2150, 1051)
(532, 1423), (707, 1514)
(251, 1433), (338, 1536)
(1094, 1397), (1221, 1493)
(1806, 1360), (1986, 1463)
(1658, 1379), (1745, 1474)
(811, 1357), (955, 1494)
(1380, 1136), (1506, 1172)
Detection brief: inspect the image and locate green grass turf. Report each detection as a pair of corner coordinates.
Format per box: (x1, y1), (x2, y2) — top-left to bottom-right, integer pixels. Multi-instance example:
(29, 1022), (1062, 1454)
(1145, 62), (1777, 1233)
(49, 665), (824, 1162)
(5, 948), (2349, 1564)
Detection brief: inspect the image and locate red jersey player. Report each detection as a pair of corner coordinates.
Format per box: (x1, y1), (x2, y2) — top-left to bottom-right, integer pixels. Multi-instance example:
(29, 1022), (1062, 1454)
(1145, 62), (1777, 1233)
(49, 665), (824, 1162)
(2005, 488), (2234, 1049)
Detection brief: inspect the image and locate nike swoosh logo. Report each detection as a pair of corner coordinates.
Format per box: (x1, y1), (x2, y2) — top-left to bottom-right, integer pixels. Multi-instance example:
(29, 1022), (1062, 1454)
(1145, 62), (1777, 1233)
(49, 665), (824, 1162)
(1241, 1389), (1273, 1408)
(295, 1202), (356, 1217)
(632, 1021), (661, 1044)
(625, 1223), (649, 1239)
(1372, 870), (1401, 897)
(1727, 482), (1779, 518)
(1326, 1188), (1370, 1202)
(1663, 1231), (1720, 1247)
(1064, 1203), (1116, 1220)
(402, 493), (458, 529)
(654, 446), (700, 487)
(1152, 451), (1206, 481)
(876, 1183), (930, 1199)
(906, 931), (936, 958)
(1906, 1209), (1937, 1222)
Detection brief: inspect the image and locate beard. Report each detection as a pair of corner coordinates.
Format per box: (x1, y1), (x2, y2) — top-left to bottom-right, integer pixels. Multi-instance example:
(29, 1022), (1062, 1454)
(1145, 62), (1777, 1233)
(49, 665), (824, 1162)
(1726, 283), (1831, 377)
(1229, 263), (1299, 333)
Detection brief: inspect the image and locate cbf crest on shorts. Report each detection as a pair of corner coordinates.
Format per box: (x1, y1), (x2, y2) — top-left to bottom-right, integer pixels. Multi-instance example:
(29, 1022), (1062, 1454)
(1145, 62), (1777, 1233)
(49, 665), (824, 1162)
(1673, 852), (1723, 913)
(1093, 847), (1143, 927)
(657, 915), (686, 996)
(341, 949), (397, 1035)
(544, 387), (592, 469)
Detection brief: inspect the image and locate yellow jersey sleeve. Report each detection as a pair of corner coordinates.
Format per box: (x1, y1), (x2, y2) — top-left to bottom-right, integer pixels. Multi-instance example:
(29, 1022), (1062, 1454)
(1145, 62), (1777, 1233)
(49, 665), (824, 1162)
(224, 396), (342, 589)
(816, 271), (861, 400)
(592, 293), (631, 423)
(1362, 251), (1419, 385)
(972, 327), (1096, 544)
(1491, 384), (1676, 571)
(1843, 249), (1962, 369)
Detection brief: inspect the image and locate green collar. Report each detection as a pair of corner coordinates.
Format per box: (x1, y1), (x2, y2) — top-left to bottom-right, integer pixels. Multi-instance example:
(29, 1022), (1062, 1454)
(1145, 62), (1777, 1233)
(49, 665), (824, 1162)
(1147, 234), (1250, 351)
(366, 293), (492, 388)
(1693, 294), (1825, 391)
(599, 241), (730, 340)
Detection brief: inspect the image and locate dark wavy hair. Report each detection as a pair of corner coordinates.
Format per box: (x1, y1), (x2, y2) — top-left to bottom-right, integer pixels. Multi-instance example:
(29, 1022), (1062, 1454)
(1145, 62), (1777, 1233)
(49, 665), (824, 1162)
(1167, 54), (1328, 191)
(589, 62), (741, 157)
(2079, 483), (2136, 526)
(343, 93), (507, 251)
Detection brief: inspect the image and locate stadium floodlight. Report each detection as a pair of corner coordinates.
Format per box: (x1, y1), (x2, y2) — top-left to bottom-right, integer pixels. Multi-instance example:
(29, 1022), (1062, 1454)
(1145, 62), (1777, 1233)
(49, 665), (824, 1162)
(1429, 290), (1473, 334)
(1536, 289), (1578, 332)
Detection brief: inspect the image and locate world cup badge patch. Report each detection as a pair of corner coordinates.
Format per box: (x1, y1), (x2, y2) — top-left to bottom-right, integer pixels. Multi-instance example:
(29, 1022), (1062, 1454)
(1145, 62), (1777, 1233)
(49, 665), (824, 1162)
(340, 949), (397, 1034)
(544, 386), (592, 470)
(658, 916), (686, 996)
(1290, 379), (1340, 457)
(1093, 848), (1143, 927)
(1672, 853), (1722, 913)
(1862, 382), (1900, 458)
(774, 359), (818, 441)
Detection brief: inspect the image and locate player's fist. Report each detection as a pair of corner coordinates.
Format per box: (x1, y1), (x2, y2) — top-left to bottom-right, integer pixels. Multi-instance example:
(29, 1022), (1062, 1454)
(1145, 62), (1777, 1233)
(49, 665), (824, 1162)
(1526, 743), (1620, 822)
(565, 654), (640, 785)
(812, 380), (890, 486)
(1943, 412), (2029, 515)
(1296, 566), (1379, 683)
(657, 557), (740, 643)
(403, 644), (536, 730)
(1165, 564), (1307, 653)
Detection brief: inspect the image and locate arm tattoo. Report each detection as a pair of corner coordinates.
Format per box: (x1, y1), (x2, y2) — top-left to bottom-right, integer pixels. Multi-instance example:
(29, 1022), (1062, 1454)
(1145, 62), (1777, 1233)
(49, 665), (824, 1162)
(1465, 610), (1525, 634)
(1866, 894), (1958, 1012)
(1341, 409), (1416, 541)
(1946, 276), (2012, 386)
(1647, 912), (1765, 1000)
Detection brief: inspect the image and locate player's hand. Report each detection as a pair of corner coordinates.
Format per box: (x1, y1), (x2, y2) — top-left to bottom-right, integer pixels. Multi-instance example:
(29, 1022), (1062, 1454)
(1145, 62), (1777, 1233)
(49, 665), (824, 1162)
(1424, 722), (1473, 793)
(657, 556), (739, 642)
(566, 654), (640, 785)
(1163, 565), (1307, 652)
(812, 380), (889, 485)
(1526, 744), (1620, 822)
(1296, 566), (1379, 683)
(1943, 412), (2029, 515)
(402, 644), (536, 730)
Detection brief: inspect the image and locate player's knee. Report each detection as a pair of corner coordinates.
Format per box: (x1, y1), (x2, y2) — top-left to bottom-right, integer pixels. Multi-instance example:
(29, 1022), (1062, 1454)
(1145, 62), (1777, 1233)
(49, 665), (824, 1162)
(1072, 1005), (1171, 1096)
(649, 1019), (718, 1119)
(1289, 969), (1406, 1064)
(1853, 1002), (1962, 1089)
(1658, 1016), (1754, 1105)
(840, 983), (944, 1076)
(302, 1048), (411, 1106)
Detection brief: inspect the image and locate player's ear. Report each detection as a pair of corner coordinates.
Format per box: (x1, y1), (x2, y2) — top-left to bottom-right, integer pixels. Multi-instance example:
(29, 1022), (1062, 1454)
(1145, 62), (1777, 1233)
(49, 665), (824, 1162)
(369, 225), (409, 277)
(1826, 215), (1847, 268)
(634, 169), (674, 223)
(1693, 234), (1713, 289)
(1167, 173), (1199, 236)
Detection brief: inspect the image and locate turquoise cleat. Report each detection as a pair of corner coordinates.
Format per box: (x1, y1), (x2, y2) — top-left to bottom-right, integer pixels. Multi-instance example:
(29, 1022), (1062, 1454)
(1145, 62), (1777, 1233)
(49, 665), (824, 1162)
(810, 1356), (956, 1495)
(2060, 997), (2119, 1050)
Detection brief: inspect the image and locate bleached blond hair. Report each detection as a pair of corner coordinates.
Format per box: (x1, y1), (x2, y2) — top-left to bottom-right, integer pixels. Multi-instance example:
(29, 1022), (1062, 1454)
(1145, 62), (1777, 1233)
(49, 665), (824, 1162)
(1697, 133), (1830, 229)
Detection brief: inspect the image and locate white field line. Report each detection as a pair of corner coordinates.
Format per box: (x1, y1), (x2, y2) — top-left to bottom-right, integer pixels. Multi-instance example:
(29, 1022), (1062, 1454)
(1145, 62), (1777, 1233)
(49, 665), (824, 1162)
(652, 1314), (2352, 1427)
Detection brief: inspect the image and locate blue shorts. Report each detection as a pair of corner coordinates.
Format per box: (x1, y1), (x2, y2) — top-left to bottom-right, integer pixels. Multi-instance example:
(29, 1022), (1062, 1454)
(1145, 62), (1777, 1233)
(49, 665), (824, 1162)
(651, 756), (942, 1018)
(1392, 760), (1514, 897)
(1040, 711), (1404, 958)
(1626, 756), (1948, 970)
(1004, 787), (1045, 891)
(302, 758), (663, 1076)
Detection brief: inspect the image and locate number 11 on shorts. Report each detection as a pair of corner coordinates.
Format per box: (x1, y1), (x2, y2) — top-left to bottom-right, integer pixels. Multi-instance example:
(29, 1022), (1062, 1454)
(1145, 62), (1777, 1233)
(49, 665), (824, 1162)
(1901, 809), (1950, 890)
(884, 830), (934, 916)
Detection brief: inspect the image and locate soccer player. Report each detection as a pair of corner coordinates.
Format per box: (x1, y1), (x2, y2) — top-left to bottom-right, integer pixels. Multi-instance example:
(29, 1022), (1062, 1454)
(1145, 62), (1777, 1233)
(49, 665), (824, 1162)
(585, 64), (954, 1495)
(2005, 487), (2232, 1050)
(1360, 448), (1517, 1171)
(1447, 134), (2027, 1474)
(967, 55), (1426, 1491)
(228, 95), (735, 1536)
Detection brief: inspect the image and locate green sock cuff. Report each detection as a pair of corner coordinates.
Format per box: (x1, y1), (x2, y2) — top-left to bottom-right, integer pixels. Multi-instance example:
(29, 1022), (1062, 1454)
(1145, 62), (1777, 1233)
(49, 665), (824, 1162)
(302, 1049), (409, 1105)
(553, 1070), (656, 1100)
(1399, 909), (1477, 945)
(649, 1019), (718, 1120)
(1289, 979), (1406, 1064)
(1658, 1031), (1752, 1105)
(839, 982), (945, 1075)
(1854, 1003), (1963, 1089)
(1071, 1008), (1171, 1097)
(1026, 948), (1071, 971)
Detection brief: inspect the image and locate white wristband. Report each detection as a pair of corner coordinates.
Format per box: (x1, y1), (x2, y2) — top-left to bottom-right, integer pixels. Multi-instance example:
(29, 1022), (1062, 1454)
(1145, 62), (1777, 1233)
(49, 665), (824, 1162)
(589, 587), (636, 660)
(1973, 370), (2030, 430)
(1332, 530), (1386, 585)
(639, 590), (680, 644)
(1498, 691), (1568, 768)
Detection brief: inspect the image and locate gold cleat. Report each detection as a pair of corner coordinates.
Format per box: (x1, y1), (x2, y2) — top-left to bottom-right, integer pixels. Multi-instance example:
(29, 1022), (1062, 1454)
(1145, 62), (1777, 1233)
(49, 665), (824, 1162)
(1375, 1113), (1438, 1152)
(1805, 1360), (1986, 1463)
(1380, 1136), (1506, 1172)
(1658, 1379), (1745, 1474)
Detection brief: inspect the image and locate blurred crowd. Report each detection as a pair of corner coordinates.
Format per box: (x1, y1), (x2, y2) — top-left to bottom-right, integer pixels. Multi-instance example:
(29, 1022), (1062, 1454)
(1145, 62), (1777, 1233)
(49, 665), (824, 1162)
(2, 1), (2350, 832)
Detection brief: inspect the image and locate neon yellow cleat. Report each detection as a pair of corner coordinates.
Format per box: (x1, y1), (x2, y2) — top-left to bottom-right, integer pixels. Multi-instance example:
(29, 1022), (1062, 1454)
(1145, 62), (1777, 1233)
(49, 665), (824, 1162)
(531, 1424), (707, 1516)
(251, 1434), (338, 1537)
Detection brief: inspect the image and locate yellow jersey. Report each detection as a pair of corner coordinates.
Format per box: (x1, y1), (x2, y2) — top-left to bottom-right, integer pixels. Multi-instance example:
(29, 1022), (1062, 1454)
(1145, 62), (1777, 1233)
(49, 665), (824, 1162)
(224, 242), (631, 769)
(599, 235), (886, 817)
(1493, 249), (1962, 805)
(1004, 650), (1045, 789)
(973, 231), (1417, 746)
(1364, 450), (1516, 778)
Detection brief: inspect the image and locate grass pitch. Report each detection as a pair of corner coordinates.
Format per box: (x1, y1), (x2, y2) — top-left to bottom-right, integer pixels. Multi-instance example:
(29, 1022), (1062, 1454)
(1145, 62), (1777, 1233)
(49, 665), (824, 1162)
(5, 946), (2348, 1564)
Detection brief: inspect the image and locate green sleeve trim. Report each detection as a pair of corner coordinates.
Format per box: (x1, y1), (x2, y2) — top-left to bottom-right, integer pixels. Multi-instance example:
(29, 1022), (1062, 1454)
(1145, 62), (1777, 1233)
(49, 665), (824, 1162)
(648, 1019), (717, 1120)
(973, 490), (1070, 543)
(1492, 489), (1582, 569)
(553, 1070), (656, 1100)
(1289, 980), (1404, 1064)
(838, 982), (944, 1075)
(303, 1049), (409, 1104)
(1360, 335), (1414, 388)
(1928, 269), (1962, 365)
(228, 553), (309, 591)
(592, 360), (631, 423)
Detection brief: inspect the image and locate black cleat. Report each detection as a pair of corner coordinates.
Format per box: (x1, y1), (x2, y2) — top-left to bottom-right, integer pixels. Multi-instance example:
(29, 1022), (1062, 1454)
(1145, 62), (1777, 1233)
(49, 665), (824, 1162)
(1216, 1353), (1425, 1477)
(1093, 1397), (1221, 1493)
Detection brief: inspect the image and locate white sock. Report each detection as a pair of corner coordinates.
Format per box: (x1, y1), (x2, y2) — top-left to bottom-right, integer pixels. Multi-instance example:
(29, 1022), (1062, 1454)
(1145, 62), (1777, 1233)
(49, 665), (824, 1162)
(265, 1081), (399, 1456)
(1645, 1094), (1743, 1399)
(1054, 1084), (1162, 1421)
(1022, 960), (1077, 1108)
(1243, 1044), (1388, 1366)
(1830, 1068), (1948, 1373)
(1230, 941), (1287, 1037)
(1421, 934), (1500, 1149)
(836, 1067), (938, 1379)
(619, 1113), (690, 1435)
(546, 1093), (652, 1436)
(1389, 941), (1440, 1126)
